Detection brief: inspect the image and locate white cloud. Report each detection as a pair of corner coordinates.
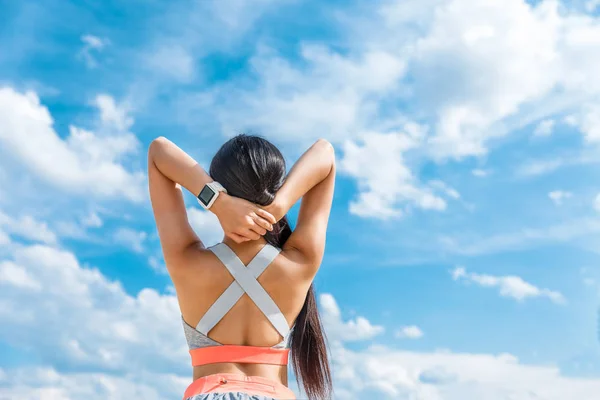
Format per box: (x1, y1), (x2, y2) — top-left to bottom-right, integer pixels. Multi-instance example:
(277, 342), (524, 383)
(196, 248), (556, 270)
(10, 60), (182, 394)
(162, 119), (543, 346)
(330, 343), (600, 400)
(451, 266), (565, 304)
(316, 293), (600, 399)
(0, 367), (186, 400)
(515, 151), (600, 178)
(548, 190), (573, 205)
(517, 157), (568, 177)
(339, 129), (448, 219)
(440, 217), (600, 256)
(472, 169), (490, 177)
(148, 256), (167, 275)
(214, 44), (406, 144)
(0, 228), (10, 245)
(187, 207), (223, 247)
(81, 212), (103, 228)
(319, 293), (384, 342)
(114, 228), (147, 253)
(565, 103), (600, 144)
(533, 119), (555, 137)
(395, 325), (424, 339)
(95, 94), (133, 132)
(79, 35), (108, 68)
(0, 260), (41, 290)
(428, 180), (461, 199)
(415, 0), (561, 159)
(587, 0), (600, 13)
(209, 0), (292, 31)
(413, 0), (600, 159)
(81, 35), (107, 50)
(0, 87), (145, 202)
(54, 221), (89, 241)
(0, 243), (187, 375)
(595, 193), (600, 212)
(146, 45), (195, 83)
(0, 211), (57, 244)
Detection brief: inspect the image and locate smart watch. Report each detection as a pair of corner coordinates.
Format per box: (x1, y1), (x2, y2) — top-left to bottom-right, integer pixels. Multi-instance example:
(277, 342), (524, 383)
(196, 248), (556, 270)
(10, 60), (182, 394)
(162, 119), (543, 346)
(197, 181), (227, 210)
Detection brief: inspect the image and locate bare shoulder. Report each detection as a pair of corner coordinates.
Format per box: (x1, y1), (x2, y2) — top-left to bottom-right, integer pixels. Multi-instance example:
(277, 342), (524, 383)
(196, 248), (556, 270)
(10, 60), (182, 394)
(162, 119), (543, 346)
(164, 244), (222, 281)
(278, 246), (321, 282)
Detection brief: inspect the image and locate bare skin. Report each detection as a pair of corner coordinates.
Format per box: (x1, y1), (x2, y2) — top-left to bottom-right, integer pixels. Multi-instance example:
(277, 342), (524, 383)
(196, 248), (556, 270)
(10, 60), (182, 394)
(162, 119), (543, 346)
(148, 137), (336, 387)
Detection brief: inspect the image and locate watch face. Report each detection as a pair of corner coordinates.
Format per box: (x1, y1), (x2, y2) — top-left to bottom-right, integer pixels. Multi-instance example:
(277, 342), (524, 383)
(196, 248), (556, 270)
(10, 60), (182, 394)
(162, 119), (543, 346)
(198, 185), (216, 206)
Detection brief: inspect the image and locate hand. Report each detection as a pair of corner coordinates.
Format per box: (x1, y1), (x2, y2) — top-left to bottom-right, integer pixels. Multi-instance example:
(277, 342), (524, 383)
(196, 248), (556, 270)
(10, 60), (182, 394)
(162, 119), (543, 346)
(211, 193), (276, 243)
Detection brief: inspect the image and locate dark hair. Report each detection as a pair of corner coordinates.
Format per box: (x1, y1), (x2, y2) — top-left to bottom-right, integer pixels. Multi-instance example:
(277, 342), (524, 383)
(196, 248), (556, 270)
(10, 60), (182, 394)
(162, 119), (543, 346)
(210, 134), (332, 400)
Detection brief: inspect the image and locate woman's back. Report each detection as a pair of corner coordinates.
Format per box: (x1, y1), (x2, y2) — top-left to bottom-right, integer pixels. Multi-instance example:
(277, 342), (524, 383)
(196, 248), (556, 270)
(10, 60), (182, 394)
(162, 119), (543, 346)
(172, 241), (313, 383)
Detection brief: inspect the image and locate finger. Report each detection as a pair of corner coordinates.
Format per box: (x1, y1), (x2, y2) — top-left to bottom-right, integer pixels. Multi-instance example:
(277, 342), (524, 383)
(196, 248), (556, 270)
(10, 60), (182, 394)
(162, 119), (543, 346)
(252, 214), (273, 232)
(230, 233), (249, 243)
(250, 224), (267, 236)
(255, 208), (276, 225)
(244, 229), (261, 241)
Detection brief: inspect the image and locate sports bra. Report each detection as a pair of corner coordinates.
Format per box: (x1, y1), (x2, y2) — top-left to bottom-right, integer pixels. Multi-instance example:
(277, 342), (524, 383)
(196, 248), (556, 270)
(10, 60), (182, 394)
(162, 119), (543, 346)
(182, 242), (292, 367)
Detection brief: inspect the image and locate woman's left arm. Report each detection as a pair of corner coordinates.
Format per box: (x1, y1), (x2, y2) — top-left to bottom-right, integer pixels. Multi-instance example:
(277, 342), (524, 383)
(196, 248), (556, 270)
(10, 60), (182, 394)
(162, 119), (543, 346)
(147, 137), (276, 262)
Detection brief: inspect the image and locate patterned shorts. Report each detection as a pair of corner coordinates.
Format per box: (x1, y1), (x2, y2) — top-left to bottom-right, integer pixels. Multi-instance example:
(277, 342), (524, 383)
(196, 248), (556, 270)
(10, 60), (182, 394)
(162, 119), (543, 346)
(185, 392), (277, 400)
(183, 374), (295, 400)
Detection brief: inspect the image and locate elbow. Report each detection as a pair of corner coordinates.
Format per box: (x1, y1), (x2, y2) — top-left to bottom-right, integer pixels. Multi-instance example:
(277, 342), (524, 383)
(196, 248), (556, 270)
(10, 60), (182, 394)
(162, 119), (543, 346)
(315, 139), (335, 173)
(148, 136), (169, 159)
(315, 138), (336, 164)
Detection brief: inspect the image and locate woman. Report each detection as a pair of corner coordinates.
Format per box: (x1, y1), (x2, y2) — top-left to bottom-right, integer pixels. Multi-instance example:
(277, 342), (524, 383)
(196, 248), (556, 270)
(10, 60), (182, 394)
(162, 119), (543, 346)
(148, 134), (336, 400)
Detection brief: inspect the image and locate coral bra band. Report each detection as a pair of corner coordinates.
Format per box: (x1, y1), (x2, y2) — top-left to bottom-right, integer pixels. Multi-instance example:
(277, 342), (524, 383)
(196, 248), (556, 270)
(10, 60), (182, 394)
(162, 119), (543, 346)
(190, 345), (290, 366)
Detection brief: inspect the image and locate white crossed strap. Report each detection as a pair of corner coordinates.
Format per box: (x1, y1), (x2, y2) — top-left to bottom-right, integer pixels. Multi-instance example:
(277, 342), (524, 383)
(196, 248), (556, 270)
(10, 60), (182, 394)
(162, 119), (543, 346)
(195, 243), (290, 339)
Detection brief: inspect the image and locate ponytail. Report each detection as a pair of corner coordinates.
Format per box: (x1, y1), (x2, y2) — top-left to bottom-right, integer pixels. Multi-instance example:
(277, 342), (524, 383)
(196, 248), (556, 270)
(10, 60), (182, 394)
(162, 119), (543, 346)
(264, 216), (333, 400)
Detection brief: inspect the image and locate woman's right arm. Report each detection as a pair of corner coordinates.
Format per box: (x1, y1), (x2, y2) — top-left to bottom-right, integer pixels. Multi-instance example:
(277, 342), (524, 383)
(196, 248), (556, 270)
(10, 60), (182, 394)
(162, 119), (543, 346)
(268, 139), (336, 273)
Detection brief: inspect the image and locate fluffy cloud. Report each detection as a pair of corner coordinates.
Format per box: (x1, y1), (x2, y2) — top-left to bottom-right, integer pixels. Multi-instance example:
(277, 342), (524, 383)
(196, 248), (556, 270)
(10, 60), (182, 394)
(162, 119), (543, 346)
(114, 228), (147, 253)
(95, 94), (133, 132)
(319, 293), (384, 342)
(79, 34), (109, 68)
(214, 0), (600, 159)
(0, 244), (188, 375)
(0, 228), (10, 245)
(415, 0), (561, 159)
(548, 190), (573, 205)
(81, 212), (103, 228)
(0, 211), (57, 244)
(395, 325), (424, 339)
(312, 291), (600, 400)
(440, 217), (600, 255)
(329, 343), (600, 400)
(0, 367), (186, 400)
(451, 267), (565, 304)
(0, 88), (145, 202)
(213, 44), (406, 145)
(534, 119), (555, 137)
(410, 0), (600, 159)
(471, 169), (490, 177)
(339, 128), (451, 219)
(145, 45), (195, 83)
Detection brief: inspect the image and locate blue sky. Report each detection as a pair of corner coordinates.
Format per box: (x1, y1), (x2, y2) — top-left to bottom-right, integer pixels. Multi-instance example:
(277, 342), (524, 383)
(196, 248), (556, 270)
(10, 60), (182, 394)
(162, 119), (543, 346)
(2, 0), (600, 398)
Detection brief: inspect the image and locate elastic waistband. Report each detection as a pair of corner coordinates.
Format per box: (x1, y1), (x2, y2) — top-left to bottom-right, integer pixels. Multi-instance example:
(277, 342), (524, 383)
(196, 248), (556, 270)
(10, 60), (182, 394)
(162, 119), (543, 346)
(183, 373), (296, 399)
(190, 345), (289, 367)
